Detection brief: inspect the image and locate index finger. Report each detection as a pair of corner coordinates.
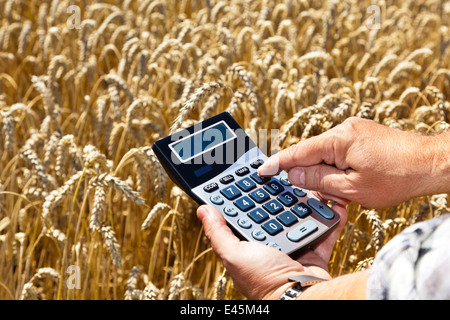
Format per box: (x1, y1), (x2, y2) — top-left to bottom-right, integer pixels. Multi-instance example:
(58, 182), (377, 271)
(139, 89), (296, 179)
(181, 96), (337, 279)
(258, 131), (336, 176)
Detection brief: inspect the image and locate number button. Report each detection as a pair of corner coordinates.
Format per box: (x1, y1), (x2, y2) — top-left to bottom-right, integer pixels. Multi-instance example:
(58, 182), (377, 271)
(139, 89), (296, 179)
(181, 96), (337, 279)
(250, 172), (270, 184)
(276, 211), (298, 227)
(264, 180), (285, 195)
(235, 167), (250, 176)
(277, 191), (298, 207)
(210, 194), (224, 205)
(261, 219), (283, 235)
(248, 208), (269, 223)
(235, 177), (256, 192)
(291, 203), (312, 218)
(248, 188), (270, 204)
(262, 199), (284, 215)
(220, 185), (241, 200)
(233, 196), (255, 212)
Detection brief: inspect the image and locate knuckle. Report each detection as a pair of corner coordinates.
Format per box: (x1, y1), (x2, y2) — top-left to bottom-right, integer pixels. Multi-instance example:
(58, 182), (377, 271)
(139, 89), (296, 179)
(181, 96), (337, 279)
(342, 116), (362, 131)
(312, 166), (326, 190)
(285, 142), (300, 161)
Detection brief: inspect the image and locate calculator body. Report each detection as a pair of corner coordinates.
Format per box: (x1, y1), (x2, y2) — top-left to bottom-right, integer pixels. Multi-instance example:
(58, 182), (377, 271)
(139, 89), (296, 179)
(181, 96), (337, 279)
(152, 112), (340, 257)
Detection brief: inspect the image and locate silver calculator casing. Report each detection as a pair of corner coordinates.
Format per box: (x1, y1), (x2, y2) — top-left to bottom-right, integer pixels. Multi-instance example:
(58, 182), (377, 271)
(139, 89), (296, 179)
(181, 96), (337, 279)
(191, 146), (341, 257)
(152, 112), (340, 258)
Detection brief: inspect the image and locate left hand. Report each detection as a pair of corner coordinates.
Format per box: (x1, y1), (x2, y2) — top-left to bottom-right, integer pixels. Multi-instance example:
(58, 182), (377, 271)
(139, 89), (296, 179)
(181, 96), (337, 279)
(196, 195), (347, 300)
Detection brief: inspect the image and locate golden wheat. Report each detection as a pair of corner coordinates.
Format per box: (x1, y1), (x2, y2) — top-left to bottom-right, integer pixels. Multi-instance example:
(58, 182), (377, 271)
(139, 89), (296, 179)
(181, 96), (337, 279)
(0, 0), (449, 300)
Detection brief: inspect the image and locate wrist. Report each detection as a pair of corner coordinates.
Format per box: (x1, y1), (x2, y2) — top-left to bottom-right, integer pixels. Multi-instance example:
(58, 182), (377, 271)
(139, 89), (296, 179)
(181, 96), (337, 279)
(262, 267), (331, 300)
(417, 132), (450, 196)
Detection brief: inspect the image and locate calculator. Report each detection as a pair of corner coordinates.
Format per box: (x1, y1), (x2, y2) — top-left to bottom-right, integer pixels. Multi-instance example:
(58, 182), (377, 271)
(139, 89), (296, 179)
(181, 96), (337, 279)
(152, 112), (340, 257)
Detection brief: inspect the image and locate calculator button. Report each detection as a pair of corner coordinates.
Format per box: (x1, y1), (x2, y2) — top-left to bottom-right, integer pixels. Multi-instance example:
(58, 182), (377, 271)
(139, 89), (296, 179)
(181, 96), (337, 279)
(280, 176), (292, 186)
(250, 172), (270, 184)
(223, 206), (238, 217)
(247, 208), (269, 223)
(203, 182), (219, 193)
(291, 203), (312, 218)
(235, 167), (250, 176)
(219, 174), (235, 184)
(287, 221), (318, 242)
(235, 177), (256, 192)
(262, 199), (284, 215)
(263, 180), (285, 195)
(250, 159), (264, 169)
(248, 188), (270, 204)
(276, 211), (298, 227)
(220, 185), (241, 200)
(267, 242), (282, 251)
(293, 188), (307, 197)
(233, 196), (255, 212)
(252, 229), (266, 241)
(308, 198), (335, 220)
(262, 219), (283, 235)
(238, 218), (252, 229)
(210, 194), (224, 205)
(277, 191), (298, 207)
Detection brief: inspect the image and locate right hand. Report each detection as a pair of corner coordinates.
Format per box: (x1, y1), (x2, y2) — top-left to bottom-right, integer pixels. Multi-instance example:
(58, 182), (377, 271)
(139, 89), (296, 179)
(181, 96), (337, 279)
(258, 117), (448, 209)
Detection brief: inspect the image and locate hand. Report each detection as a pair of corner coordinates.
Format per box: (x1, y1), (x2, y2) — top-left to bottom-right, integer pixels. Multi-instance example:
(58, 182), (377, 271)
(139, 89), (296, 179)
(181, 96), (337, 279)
(196, 200), (347, 300)
(258, 117), (448, 209)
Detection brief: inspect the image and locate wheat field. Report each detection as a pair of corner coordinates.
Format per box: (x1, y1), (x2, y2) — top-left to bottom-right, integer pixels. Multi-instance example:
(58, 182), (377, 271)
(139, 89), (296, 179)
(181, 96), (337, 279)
(0, 0), (449, 300)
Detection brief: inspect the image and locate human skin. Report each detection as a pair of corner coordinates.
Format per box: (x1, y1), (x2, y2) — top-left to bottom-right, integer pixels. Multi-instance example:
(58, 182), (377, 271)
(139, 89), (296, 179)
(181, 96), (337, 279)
(197, 117), (450, 299)
(258, 117), (450, 209)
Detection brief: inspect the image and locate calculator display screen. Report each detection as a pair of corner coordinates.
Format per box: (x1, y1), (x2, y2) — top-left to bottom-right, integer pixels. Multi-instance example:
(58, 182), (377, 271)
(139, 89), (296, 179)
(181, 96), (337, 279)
(169, 121), (236, 163)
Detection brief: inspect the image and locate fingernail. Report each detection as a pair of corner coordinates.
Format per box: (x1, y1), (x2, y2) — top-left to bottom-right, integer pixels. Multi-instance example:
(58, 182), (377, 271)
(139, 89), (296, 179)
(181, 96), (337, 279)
(289, 168), (305, 186)
(197, 206), (210, 222)
(298, 168), (305, 186)
(258, 158), (278, 176)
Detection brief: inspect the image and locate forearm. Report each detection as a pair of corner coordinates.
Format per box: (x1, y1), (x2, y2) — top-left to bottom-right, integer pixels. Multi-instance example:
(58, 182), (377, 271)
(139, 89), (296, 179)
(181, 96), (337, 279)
(263, 269), (369, 300)
(420, 131), (450, 196)
(298, 270), (370, 300)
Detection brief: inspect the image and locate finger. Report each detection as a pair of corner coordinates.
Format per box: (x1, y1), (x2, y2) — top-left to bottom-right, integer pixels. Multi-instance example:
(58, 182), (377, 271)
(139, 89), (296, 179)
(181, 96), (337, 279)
(287, 165), (353, 200)
(308, 203), (348, 264)
(258, 133), (335, 176)
(313, 191), (351, 206)
(197, 205), (240, 258)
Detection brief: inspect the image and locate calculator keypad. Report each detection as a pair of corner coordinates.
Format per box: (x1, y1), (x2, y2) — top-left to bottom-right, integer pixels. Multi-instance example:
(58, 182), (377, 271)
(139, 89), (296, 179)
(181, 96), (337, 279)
(236, 177), (256, 192)
(263, 180), (285, 195)
(262, 199), (284, 215)
(234, 196), (255, 212)
(262, 219), (284, 235)
(220, 185), (241, 200)
(248, 188), (270, 203)
(194, 156), (339, 257)
(248, 208), (269, 223)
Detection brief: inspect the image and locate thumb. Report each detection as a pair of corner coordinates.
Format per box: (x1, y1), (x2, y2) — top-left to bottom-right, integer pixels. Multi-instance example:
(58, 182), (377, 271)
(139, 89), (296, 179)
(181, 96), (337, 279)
(197, 205), (240, 258)
(288, 165), (353, 200)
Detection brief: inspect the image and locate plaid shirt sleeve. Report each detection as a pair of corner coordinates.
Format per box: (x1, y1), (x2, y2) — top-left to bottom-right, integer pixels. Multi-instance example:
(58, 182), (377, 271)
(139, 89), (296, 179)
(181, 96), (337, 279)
(367, 213), (450, 299)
